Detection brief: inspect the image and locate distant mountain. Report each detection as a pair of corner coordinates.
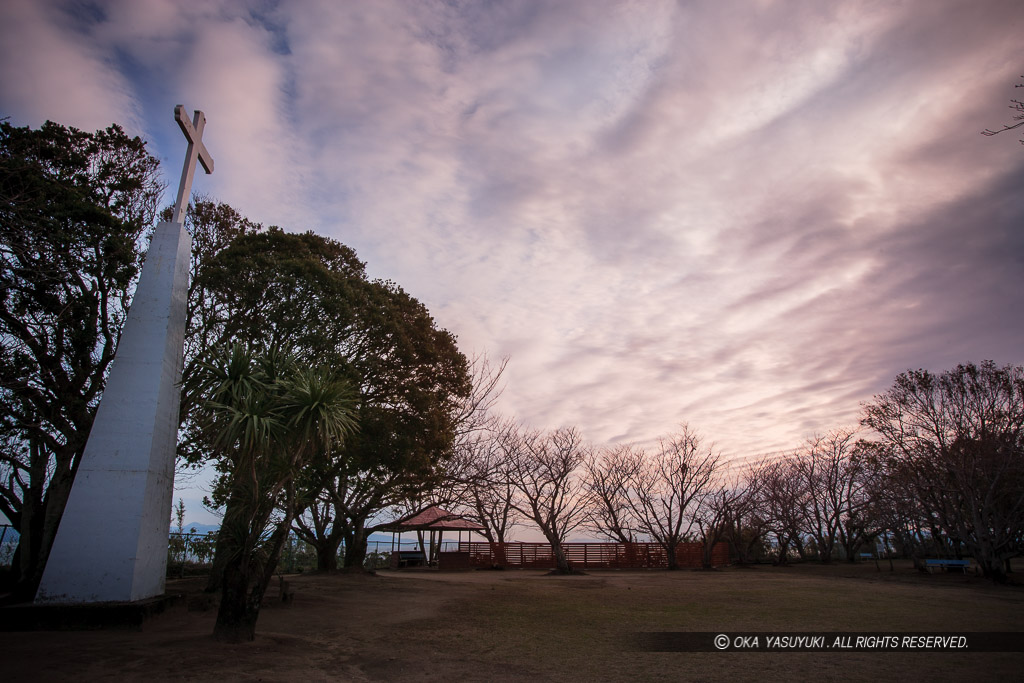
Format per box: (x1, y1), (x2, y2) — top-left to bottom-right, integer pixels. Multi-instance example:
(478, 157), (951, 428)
(174, 522), (220, 535)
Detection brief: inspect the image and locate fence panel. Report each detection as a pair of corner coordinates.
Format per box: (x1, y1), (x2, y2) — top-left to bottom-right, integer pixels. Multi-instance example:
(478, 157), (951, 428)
(458, 541), (728, 570)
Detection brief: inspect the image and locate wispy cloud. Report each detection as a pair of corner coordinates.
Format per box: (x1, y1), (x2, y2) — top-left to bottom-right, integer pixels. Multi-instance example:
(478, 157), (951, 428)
(3, 0), (1022, 466)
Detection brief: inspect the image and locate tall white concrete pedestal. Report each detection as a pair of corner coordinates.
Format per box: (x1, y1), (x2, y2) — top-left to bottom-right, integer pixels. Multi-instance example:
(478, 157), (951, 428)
(35, 220), (191, 604)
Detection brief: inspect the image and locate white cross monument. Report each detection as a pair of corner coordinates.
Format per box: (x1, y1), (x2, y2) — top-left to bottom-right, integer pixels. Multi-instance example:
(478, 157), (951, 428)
(36, 106), (213, 604)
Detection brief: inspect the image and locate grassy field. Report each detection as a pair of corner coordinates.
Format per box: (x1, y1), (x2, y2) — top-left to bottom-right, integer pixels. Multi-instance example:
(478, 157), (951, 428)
(5, 561), (1022, 681)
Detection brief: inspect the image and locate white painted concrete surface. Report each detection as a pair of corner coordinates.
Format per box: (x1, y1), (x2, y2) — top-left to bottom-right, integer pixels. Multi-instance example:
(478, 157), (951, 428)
(35, 220), (191, 604)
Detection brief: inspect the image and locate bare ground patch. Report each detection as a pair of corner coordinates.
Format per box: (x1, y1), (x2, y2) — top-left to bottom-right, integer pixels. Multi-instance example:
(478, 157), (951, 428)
(4, 562), (1022, 682)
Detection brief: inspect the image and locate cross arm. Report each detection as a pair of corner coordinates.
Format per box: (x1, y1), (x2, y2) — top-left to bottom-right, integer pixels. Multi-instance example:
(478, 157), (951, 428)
(174, 105), (214, 174)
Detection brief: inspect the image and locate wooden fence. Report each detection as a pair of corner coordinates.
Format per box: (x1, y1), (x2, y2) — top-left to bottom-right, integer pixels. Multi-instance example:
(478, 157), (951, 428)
(456, 541), (729, 570)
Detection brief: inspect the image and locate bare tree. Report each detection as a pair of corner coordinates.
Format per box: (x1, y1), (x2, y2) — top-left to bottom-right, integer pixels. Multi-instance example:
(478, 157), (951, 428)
(863, 361), (1024, 581)
(692, 460), (772, 569)
(981, 75), (1024, 144)
(626, 426), (722, 570)
(756, 457), (807, 564)
(448, 419), (522, 544)
(451, 354), (508, 441)
(428, 354), (517, 547)
(506, 425), (591, 574)
(694, 479), (740, 568)
(719, 462), (770, 565)
(837, 441), (880, 562)
(859, 440), (922, 570)
(429, 353), (508, 507)
(583, 444), (644, 543)
(794, 429), (872, 563)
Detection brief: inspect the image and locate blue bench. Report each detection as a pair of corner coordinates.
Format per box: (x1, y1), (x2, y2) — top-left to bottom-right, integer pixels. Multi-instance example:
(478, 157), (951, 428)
(924, 559), (970, 574)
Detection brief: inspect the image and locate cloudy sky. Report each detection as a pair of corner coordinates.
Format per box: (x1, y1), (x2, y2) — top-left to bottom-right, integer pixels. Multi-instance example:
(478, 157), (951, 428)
(3, 0), (1023, 517)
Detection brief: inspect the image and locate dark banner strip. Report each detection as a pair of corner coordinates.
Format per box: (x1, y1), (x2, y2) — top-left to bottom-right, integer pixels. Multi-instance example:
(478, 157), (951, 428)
(633, 632), (1024, 653)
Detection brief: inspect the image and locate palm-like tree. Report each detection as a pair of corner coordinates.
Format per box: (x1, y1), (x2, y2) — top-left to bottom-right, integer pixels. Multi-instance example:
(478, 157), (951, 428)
(191, 344), (357, 642)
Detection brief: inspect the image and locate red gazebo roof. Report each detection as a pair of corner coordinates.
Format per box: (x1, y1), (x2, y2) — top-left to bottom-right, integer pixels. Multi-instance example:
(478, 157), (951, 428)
(382, 505), (484, 531)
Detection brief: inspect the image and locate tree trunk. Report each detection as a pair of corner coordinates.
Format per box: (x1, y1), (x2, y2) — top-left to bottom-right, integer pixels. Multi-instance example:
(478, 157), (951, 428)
(793, 535), (808, 561)
(12, 511), (42, 602)
(881, 533), (895, 572)
(341, 524), (368, 570)
(665, 540), (679, 571)
(204, 532), (230, 592)
(13, 446), (76, 602)
(774, 534), (790, 566)
(35, 461), (74, 580)
(817, 536), (834, 564)
(205, 484), (254, 593)
(550, 540), (571, 574)
(213, 500), (293, 642)
(977, 555), (1008, 583)
(213, 560), (258, 642)
(316, 536), (341, 572)
(492, 541), (508, 567)
(701, 537), (716, 569)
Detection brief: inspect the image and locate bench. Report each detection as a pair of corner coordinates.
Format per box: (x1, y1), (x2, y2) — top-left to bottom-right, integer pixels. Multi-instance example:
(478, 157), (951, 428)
(859, 553), (874, 560)
(924, 559), (970, 574)
(390, 550), (428, 568)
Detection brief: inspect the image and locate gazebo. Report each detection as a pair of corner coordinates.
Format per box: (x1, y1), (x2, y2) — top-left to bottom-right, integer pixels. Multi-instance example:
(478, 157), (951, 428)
(379, 505), (484, 569)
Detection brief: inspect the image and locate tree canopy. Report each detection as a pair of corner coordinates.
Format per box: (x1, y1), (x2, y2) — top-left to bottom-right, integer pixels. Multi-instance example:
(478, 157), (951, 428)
(184, 227), (471, 574)
(0, 119), (162, 598)
(862, 361), (1024, 580)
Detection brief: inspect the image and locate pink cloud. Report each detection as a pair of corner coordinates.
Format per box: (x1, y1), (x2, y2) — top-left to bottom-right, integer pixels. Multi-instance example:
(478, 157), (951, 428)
(0, 0), (140, 131)
(1, 0), (1021, 472)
